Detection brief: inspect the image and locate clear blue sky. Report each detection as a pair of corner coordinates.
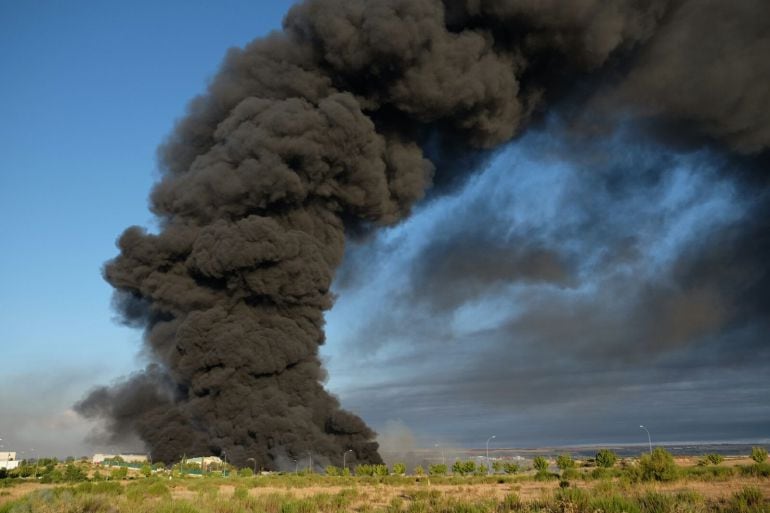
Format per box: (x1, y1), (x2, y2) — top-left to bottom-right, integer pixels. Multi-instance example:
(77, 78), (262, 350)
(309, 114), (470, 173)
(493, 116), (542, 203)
(0, 0), (295, 457)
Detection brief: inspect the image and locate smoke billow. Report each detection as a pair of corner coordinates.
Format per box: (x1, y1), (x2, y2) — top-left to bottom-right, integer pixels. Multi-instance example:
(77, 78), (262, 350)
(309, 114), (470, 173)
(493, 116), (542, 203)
(77, 0), (769, 467)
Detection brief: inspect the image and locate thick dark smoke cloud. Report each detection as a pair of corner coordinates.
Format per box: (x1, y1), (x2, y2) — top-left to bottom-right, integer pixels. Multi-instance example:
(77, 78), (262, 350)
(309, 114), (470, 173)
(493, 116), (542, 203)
(78, 0), (769, 467)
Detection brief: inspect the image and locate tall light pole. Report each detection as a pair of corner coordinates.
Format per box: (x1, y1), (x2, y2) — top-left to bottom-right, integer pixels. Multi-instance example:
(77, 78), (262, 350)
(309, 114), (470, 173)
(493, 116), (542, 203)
(639, 425), (652, 454)
(247, 457), (256, 475)
(293, 459), (298, 474)
(343, 449), (353, 473)
(486, 435), (496, 474)
(308, 451), (313, 473)
(31, 448), (38, 479)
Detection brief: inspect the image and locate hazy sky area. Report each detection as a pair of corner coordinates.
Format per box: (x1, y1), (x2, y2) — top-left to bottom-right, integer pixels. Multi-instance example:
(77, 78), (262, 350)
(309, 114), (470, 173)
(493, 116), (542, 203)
(1, 1), (768, 459)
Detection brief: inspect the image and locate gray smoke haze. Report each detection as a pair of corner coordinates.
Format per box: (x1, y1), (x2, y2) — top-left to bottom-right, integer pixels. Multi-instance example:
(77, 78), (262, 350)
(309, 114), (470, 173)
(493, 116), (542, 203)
(77, 0), (769, 467)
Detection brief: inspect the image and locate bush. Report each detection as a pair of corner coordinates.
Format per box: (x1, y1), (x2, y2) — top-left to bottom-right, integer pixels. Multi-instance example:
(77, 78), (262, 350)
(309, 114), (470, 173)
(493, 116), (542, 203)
(428, 463), (447, 476)
(595, 449), (618, 468)
(732, 486), (763, 512)
(392, 462), (406, 475)
(639, 448), (677, 482)
(637, 491), (675, 513)
(740, 462), (770, 478)
(354, 464), (374, 476)
(239, 467), (254, 477)
(704, 453), (724, 465)
(590, 495), (641, 513)
(110, 466), (128, 480)
(452, 460), (476, 476)
(325, 466), (340, 476)
(373, 464), (389, 477)
(413, 465), (425, 476)
(751, 446), (768, 464)
(63, 464), (87, 482)
(140, 464), (152, 477)
(556, 454), (575, 471)
(502, 462), (520, 474)
(532, 456), (548, 473)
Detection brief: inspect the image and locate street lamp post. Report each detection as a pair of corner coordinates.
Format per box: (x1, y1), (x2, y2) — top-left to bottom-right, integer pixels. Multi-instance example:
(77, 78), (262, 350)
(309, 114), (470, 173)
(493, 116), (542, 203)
(486, 436), (496, 475)
(343, 449), (353, 473)
(308, 451), (313, 473)
(247, 457), (256, 475)
(639, 425), (652, 454)
(293, 459), (298, 474)
(31, 448), (38, 479)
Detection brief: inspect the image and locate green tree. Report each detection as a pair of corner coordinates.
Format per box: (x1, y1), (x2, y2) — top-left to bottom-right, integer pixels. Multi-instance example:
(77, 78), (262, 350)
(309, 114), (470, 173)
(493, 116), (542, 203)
(64, 464), (87, 482)
(140, 464), (152, 478)
(355, 464), (374, 476)
(392, 463), (406, 475)
(751, 446), (768, 464)
(414, 465), (425, 476)
(325, 465), (340, 476)
(502, 462), (520, 474)
(429, 463), (447, 476)
(452, 460), (476, 476)
(640, 448), (677, 481)
(556, 454), (575, 471)
(239, 467), (254, 477)
(373, 464), (389, 476)
(532, 457), (549, 473)
(595, 449), (617, 468)
(475, 464), (488, 476)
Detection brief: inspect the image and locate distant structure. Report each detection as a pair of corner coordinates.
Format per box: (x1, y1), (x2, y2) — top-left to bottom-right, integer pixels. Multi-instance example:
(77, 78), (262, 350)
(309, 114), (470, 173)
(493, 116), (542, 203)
(0, 452), (20, 470)
(185, 456), (223, 466)
(92, 453), (148, 465)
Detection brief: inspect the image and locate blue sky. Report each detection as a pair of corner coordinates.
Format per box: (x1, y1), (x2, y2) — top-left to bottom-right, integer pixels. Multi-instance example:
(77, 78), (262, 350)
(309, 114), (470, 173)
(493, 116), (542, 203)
(1, 1), (767, 458)
(0, 0), (295, 457)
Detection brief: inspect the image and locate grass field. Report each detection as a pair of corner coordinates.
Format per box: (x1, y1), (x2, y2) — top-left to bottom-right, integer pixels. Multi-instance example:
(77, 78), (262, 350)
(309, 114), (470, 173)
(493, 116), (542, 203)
(2, 453), (769, 512)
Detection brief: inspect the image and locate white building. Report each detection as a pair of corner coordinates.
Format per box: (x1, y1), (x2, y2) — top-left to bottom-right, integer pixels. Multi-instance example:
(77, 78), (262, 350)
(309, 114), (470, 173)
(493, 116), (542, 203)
(92, 453), (148, 464)
(0, 452), (20, 470)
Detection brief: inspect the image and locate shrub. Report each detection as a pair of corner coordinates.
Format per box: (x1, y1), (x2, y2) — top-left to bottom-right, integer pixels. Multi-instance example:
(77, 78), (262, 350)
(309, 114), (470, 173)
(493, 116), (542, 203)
(561, 468), (580, 480)
(705, 453), (724, 465)
(325, 466), (340, 476)
(63, 464), (87, 482)
(637, 491), (675, 513)
(595, 449), (618, 468)
(639, 448), (677, 482)
(452, 460), (476, 476)
(492, 461), (504, 473)
(751, 446), (768, 464)
(590, 495), (641, 513)
(239, 467), (254, 477)
(140, 464), (152, 477)
(413, 465), (425, 476)
(392, 462), (406, 475)
(373, 464), (389, 477)
(110, 466), (128, 480)
(732, 486), (763, 512)
(740, 462), (770, 477)
(428, 463), (447, 476)
(532, 456), (548, 473)
(556, 454), (575, 471)
(555, 487), (589, 511)
(502, 462), (520, 474)
(354, 464), (374, 476)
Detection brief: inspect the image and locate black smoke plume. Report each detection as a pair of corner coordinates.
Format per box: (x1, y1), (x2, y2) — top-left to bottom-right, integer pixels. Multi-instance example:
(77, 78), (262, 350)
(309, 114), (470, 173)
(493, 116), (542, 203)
(77, 0), (769, 468)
